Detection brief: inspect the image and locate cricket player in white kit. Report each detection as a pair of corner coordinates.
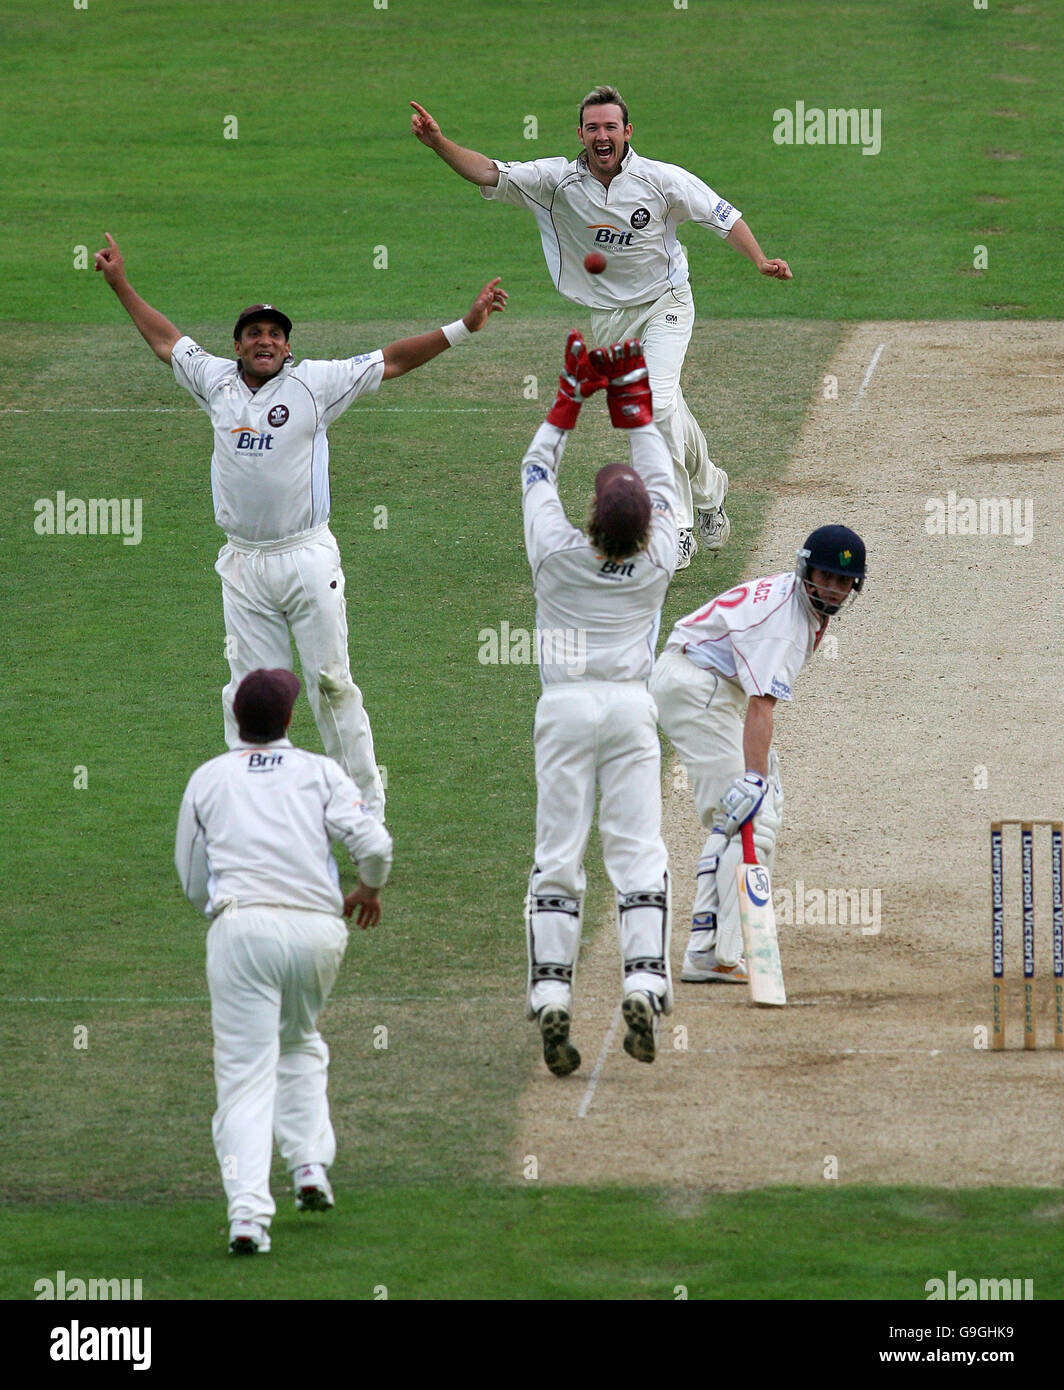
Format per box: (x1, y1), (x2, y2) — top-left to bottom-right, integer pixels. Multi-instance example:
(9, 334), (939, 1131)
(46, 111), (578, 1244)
(175, 668), (393, 1256)
(95, 234), (507, 818)
(522, 332), (677, 1074)
(649, 526), (867, 982)
(411, 84), (792, 569)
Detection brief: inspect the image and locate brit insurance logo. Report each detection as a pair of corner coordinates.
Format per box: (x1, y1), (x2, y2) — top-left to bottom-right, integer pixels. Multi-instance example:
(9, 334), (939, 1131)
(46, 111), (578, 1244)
(630, 207), (650, 229)
(588, 222), (633, 248)
(267, 404), (289, 427)
(231, 427), (273, 452)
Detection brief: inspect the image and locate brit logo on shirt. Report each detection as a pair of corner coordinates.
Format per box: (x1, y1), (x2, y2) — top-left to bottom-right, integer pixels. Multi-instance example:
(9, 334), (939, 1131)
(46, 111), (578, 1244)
(267, 404), (289, 427)
(630, 207), (651, 229)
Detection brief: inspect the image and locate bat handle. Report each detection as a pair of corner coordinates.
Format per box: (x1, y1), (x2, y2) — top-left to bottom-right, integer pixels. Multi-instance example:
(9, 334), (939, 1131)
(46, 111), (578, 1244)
(741, 820), (758, 864)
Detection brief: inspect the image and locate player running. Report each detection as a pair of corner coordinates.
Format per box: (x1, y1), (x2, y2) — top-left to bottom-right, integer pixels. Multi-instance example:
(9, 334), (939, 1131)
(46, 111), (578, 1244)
(522, 333), (677, 1074)
(410, 84), (791, 570)
(95, 233), (506, 819)
(649, 526), (867, 982)
(175, 668), (393, 1255)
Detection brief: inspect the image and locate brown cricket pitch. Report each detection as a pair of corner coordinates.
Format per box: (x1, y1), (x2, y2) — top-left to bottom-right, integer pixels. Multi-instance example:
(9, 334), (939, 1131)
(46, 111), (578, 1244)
(513, 320), (1064, 1190)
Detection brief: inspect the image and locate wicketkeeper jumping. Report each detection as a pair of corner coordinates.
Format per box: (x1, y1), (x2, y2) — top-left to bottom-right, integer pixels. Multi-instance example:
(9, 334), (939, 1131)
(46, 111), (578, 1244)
(521, 332), (678, 1073)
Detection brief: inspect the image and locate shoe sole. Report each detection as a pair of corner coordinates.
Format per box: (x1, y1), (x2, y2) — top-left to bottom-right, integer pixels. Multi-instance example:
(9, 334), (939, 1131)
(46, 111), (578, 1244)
(296, 1188), (334, 1213)
(681, 966), (748, 984)
(622, 994), (658, 1064)
(229, 1238), (267, 1255)
(540, 1006), (581, 1077)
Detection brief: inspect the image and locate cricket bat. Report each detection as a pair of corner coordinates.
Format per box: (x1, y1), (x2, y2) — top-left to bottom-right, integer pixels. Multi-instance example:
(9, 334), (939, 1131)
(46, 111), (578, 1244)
(736, 821), (786, 1007)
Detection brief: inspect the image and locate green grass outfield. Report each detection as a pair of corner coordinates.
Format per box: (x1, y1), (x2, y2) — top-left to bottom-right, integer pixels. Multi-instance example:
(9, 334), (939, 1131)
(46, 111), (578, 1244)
(3, 0), (1063, 1310)
(4, 0), (1059, 321)
(3, 1187), (1061, 1302)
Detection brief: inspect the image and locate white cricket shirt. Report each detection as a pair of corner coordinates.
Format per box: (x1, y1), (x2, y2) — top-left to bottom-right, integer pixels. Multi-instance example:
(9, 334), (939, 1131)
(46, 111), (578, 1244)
(482, 147), (742, 309)
(521, 421), (677, 685)
(664, 573), (825, 699)
(171, 336), (385, 543)
(175, 738), (393, 917)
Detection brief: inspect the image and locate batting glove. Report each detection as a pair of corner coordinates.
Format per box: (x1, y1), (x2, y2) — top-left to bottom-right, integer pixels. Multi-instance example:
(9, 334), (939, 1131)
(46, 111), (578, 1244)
(545, 331), (607, 431)
(589, 339), (654, 429)
(714, 772), (769, 840)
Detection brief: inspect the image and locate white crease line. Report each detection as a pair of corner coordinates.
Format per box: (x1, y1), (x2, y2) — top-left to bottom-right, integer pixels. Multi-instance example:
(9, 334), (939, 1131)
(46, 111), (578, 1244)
(700, 1046), (944, 1056)
(1, 993), (456, 1005)
(0, 406), (490, 415)
(577, 1004), (623, 1119)
(850, 342), (886, 412)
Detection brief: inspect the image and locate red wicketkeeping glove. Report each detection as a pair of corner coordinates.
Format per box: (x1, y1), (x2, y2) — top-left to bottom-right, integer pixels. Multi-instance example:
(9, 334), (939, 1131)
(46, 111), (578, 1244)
(545, 330), (608, 430)
(589, 339), (654, 429)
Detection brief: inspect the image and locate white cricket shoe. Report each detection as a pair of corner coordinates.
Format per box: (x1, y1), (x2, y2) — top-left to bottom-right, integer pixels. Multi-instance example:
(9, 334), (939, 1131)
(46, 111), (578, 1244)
(293, 1163), (335, 1212)
(676, 528), (697, 570)
(681, 949), (749, 984)
(696, 469), (731, 553)
(538, 1004), (581, 1077)
(696, 505), (731, 553)
(229, 1220), (271, 1255)
(621, 991), (661, 1064)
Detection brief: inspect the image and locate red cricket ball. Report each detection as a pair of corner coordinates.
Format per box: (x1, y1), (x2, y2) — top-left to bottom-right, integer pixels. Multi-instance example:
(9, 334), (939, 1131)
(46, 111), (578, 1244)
(584, 252), (607, 274)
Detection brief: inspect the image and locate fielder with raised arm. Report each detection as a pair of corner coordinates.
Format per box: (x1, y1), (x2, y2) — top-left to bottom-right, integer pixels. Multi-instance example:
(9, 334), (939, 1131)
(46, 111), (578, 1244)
(175, 668), (393, 1256)
(411, 84), (791, 570)
(522, 333), (677, 1074)
(95, 233), (506, 818)
(649, 526), (866, 983)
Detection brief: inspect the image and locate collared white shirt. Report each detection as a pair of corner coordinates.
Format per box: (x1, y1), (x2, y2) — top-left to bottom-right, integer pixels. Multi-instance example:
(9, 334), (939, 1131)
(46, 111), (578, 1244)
(521, 421), (677, 685)
(175, 738), (393, 917)
(664, 573), (825, 700)
(482, 146), (741, 309)
(171, 336), (385, 543)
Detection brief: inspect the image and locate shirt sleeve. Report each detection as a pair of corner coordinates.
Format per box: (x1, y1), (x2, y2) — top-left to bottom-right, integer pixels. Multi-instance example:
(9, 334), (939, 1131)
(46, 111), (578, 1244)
(170, 336), (234, 415)
(626, 424), (678, 576)
(730, 613), (810, 700)
(481, 157), (571, 210)
(298, 351), (386, 429)
(521, 422), (583, 570)
(664, 164), (742, 238)
(322, 765), (394, 890)
(174, 775), (211, 914)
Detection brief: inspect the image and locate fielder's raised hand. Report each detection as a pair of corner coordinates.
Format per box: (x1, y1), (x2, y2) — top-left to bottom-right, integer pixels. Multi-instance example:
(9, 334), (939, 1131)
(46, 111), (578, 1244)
(589, 339), (654, 429)
(93, 232), (126, 288)
(409, 100), (442, 147)
(463, 277), (508, 333)
(545, 330), (607, 430)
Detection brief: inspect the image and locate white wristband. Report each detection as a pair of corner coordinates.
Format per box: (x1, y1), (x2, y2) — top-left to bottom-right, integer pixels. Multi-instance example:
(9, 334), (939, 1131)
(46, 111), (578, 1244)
(442, 318), (472, 346)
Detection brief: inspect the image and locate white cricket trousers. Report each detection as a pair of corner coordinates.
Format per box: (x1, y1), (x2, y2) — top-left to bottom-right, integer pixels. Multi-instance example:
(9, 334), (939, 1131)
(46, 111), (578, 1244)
(215, 526), (386, 819)
(649, 648), (783, 963)
(590, 284), (727, 530)
(526, 680), (671, 1016)
(206, 906), (348, 1230)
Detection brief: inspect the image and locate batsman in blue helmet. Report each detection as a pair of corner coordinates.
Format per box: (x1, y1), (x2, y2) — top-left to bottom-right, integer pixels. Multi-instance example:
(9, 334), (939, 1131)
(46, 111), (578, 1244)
(649, 523), (867, 983)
